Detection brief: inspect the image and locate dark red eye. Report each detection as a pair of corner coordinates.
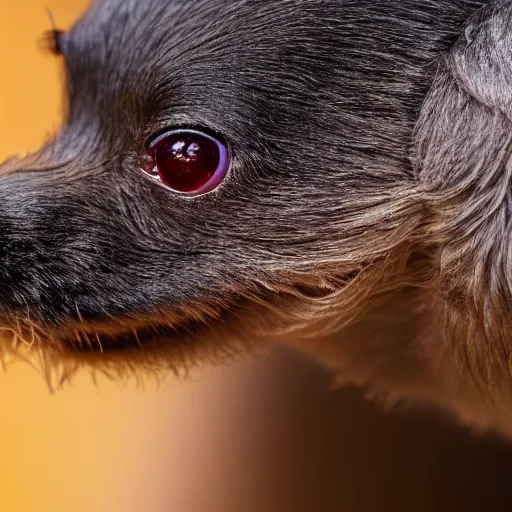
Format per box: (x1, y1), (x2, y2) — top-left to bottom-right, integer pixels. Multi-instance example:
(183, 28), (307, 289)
(144, 129), (230, 196)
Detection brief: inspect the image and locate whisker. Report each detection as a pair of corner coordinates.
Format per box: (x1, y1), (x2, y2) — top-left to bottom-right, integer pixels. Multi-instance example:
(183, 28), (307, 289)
(95, 332), (104, 353)
(83, 331), (94, 351)
(74, 330), (85, 350)
(132, 329), (143, 349)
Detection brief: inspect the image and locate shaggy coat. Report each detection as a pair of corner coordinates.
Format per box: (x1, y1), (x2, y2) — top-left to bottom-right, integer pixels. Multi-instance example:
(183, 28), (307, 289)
(2, 0), (512, 436)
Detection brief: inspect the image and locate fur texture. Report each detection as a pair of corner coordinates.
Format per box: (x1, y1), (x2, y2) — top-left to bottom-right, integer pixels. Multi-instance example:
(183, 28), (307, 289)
(3, 0), (512, 436)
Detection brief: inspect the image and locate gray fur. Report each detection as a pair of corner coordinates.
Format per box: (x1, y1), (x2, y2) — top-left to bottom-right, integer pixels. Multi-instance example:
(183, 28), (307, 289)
(4, 0), (512, 436)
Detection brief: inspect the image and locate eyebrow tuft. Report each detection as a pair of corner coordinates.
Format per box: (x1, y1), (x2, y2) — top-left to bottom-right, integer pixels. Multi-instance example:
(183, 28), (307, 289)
(40, 29), (66, 57)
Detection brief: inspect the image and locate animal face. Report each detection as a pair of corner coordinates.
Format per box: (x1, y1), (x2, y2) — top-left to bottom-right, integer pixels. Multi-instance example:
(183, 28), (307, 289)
(4, 0), (512, 435)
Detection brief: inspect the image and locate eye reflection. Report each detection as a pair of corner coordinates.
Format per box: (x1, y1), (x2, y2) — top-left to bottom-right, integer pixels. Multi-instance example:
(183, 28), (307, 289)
(143, 129), (230, 196)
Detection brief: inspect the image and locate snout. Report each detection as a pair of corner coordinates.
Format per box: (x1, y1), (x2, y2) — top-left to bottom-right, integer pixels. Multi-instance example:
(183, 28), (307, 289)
(0, 160), (110, 327)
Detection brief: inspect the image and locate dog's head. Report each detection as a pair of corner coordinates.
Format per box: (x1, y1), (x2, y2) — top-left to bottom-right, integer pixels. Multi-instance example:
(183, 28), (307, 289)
(3, 0), (512, 431)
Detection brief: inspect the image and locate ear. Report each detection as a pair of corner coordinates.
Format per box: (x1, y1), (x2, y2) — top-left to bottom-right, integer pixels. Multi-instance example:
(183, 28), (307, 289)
(413, 1), (512, 408)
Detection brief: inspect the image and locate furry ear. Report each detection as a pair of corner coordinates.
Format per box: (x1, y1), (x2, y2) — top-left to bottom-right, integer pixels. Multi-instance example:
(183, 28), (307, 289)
(413, 0), (512, 408)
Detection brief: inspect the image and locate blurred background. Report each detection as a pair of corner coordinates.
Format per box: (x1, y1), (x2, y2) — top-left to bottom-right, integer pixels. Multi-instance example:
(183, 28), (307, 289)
(1, 2), (512, 511)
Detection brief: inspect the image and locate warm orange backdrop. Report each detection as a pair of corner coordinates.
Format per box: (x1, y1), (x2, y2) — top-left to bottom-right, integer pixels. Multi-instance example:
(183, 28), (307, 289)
(0, 2), (84, 156)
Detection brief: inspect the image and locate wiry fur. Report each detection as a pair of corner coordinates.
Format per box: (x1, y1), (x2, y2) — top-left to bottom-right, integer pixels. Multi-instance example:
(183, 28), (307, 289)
(3, 0), (512, 436)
